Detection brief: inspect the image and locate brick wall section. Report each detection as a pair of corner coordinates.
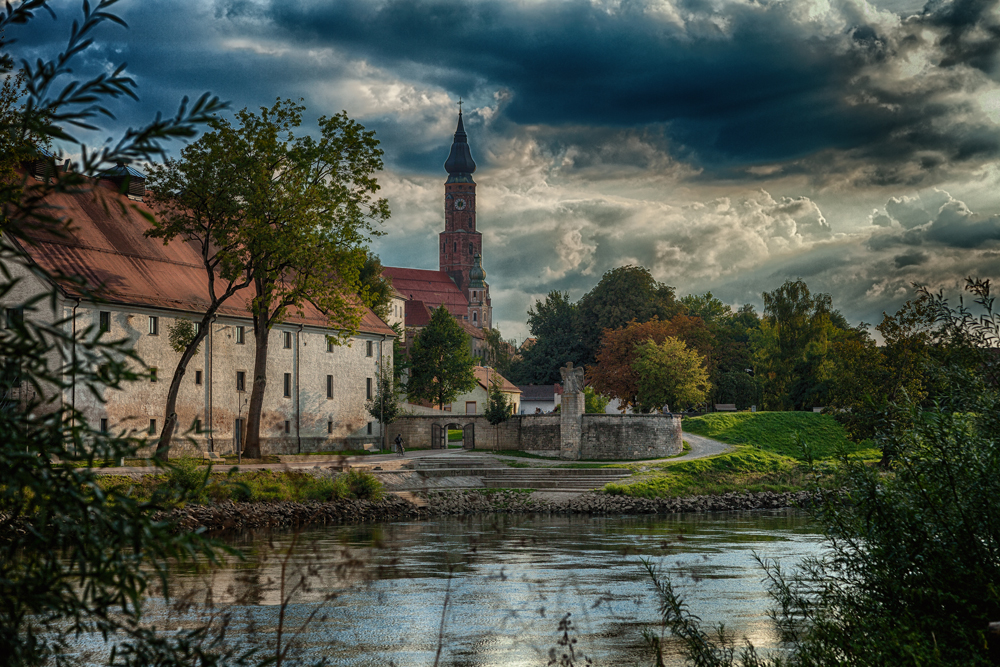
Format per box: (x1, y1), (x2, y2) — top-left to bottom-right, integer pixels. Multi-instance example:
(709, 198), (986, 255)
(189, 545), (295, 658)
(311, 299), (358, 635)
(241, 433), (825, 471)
(580, 414), (682, 460)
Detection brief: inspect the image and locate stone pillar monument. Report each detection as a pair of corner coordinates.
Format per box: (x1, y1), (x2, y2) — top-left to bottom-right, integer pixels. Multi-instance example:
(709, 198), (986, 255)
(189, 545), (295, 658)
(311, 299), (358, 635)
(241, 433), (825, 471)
(559, 362), (585, 460)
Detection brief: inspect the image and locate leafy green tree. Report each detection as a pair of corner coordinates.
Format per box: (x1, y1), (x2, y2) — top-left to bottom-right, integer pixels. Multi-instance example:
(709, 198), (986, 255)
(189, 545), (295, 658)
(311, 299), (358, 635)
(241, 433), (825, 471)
(0, 3), (249, 666)
(713, 371), (762, 410)
(366, 355), (400, 450)
(407, 305), (476, 409)
(145, 135), (252, 458)
(192, 99), (388, 459)
(583, 386), (610, 413)
(577, 265), (680, 365)
(680, 291), (731, 324)
(483, 326), (517, 378)
(752, 279), (856, 410)
(357, 252), (394, 322)
(631, 337), (711, 412)
(513, 290), (585, 384)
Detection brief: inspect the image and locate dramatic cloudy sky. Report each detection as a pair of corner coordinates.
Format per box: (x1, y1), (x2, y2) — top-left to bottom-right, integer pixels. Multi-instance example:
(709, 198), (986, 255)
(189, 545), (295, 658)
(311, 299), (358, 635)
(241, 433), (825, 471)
(12, 0), (1000, 340)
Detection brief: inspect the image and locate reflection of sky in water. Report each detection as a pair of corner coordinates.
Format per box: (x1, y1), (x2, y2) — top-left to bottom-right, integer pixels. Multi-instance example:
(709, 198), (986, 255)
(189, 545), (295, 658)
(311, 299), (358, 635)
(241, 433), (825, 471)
(74, 510), (826, 666)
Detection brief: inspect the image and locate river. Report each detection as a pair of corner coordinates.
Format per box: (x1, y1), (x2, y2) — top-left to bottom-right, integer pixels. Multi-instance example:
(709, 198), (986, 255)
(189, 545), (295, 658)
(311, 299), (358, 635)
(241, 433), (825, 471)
(78, 509), (827, 666)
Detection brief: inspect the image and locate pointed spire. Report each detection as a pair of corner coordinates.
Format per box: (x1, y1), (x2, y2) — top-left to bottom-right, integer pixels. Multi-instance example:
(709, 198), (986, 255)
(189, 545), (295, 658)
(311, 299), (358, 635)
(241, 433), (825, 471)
(444, 102), (476, 180)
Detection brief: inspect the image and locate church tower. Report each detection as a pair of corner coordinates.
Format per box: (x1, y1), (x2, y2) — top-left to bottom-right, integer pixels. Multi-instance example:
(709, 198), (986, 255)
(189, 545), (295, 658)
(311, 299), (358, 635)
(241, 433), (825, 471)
(440, 109), (481, 296)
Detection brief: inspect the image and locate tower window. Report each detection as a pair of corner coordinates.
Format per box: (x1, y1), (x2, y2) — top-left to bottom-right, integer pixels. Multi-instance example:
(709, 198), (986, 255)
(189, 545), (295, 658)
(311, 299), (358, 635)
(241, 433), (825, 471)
(473, 312), (477, 322)
(468, 218), (472, 229)
(442, 242), (446, 253)
(469, 243), (473, 254)
(453, 242), (457, 252)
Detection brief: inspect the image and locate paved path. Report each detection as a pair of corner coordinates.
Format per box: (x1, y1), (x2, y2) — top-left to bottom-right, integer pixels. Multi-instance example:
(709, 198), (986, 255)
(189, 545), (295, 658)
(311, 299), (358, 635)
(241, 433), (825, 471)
(92, 430), (731, 475)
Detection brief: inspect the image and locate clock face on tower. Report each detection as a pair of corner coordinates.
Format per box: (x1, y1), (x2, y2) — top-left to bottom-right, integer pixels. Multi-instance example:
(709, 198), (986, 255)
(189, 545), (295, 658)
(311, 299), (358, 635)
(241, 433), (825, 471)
(454, 198), (466, 211)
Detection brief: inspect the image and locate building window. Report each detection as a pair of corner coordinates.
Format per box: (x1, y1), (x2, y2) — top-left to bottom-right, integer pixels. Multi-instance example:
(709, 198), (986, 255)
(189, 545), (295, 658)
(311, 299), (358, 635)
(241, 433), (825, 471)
(235, 325), (244, 344)
(5, 307), (23, 329)
(469, 243), (473, 254)
(284, 373), (291, 397)
(326, 375), (333, 399)
(327, 420), (333, 434)
(284, 420), (290, 434)
(327, 338), (334, 353)
(99, 311), (111, 333)
(366, 340), (373, 357)
(100, 418), (108, 433)
(148, 316), (159, 335)
(236, 371), (246, 392)
(367, 422), (373, 435)
(453, 241), (457, 252)
(148, 419), (157, 435)
(473, 311), (477, 322)
(194, 418), (201, 433)
(283, 331), (292, 349)
(195, 370), (203, 385)
(442, 242), (446, 253)
(366, 377), (373, 400)
(468, 218), (472, 229)
(149, 367), (157, 383)
(193, 321), (200, 334)
(466, 401), (477, 415)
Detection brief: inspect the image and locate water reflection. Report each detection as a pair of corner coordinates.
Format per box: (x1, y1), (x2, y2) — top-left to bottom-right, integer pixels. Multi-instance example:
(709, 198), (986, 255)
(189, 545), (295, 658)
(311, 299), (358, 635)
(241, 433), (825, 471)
(136, 510), (826, 665)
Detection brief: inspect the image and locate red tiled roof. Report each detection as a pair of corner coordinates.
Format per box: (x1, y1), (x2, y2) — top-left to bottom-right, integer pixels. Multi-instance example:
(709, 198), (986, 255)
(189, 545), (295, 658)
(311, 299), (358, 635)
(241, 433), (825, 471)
(382, 266), (467, 317)
(459, 320), (485, 340)
(475, 366), (520, 394)
(404, 300), (434, 327)
(14, 176), (394, 336)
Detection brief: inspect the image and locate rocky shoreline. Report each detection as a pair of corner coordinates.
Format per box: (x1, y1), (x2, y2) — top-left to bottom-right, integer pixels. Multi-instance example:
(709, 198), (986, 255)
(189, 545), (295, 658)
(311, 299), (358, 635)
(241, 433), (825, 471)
(162, 489), (819, 534)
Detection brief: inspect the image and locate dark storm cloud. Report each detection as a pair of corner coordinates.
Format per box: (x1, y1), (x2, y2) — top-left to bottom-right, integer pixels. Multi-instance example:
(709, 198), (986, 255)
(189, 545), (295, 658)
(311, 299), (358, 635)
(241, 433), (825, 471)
(252, 0), (1000, 180)
(894, 250), (929, 267)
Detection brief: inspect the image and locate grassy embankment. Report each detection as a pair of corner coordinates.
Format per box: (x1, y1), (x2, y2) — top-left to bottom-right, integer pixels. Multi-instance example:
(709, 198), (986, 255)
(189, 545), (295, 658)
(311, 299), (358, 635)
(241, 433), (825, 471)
(604, 412), (879, 498)
(96, 460), (383, 505)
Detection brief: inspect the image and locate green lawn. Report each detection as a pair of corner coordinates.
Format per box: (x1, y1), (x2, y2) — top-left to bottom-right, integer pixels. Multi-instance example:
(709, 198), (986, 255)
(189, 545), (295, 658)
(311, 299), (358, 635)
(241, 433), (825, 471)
(683, 411), (879, 461)
(605, 447), (808, 498)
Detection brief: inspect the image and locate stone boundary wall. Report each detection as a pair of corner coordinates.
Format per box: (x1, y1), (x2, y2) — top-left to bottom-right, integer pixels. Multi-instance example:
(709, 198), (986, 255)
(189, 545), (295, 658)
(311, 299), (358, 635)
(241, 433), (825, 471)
(581, 414), (682, 460)
(391, 411), (680, 460)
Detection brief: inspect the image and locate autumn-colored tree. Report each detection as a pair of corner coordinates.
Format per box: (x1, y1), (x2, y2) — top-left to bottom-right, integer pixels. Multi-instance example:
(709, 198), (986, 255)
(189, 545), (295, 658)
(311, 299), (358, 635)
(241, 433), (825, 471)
(589, 316), (714, 411)
(576, 265), (681, 365)
(632, 337), (711, 412)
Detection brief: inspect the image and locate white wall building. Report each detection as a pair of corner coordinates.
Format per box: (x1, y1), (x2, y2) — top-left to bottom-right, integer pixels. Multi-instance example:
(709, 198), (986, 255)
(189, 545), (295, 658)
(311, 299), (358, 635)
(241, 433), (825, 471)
(2, 166), (395, 457)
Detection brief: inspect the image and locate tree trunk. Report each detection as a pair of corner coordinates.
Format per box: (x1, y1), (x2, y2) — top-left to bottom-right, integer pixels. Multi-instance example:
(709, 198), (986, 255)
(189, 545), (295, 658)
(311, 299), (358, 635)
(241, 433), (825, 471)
(155, 313), (214, 461)
(242, 309), (271, 459)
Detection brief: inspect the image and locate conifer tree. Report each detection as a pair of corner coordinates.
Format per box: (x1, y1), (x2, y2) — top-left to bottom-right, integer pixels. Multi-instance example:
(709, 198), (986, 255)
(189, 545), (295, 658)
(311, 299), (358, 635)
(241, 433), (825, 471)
(407, 306), (476, 409)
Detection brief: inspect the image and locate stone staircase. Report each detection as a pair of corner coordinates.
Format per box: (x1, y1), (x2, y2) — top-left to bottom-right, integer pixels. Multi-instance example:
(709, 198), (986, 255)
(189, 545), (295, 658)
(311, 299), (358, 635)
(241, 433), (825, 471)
(406, 455), (633, 491)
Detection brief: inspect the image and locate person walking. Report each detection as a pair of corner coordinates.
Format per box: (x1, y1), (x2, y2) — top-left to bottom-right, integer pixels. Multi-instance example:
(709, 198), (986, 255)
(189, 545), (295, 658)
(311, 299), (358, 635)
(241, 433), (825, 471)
(394, 433), (405, 456)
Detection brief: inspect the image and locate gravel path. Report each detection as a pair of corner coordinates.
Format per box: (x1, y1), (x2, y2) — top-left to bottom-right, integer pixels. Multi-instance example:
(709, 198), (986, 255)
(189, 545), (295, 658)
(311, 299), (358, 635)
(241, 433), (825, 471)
(675, 431), (733, 461)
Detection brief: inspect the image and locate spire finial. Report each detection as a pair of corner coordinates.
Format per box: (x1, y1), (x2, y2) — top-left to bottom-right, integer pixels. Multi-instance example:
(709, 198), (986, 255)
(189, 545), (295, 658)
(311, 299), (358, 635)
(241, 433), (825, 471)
(458, 98), (463, 115)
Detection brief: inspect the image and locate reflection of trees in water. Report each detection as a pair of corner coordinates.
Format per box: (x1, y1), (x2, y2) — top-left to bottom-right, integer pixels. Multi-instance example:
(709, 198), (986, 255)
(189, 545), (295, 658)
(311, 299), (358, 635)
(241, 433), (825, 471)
(126, 510), (820, 665)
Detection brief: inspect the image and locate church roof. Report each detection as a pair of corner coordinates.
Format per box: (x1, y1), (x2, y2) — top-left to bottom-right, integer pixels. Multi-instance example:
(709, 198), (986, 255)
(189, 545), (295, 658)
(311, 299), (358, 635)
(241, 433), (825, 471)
(382, 266), (468, 316)
(444, 111), (476, 181)
(14, 173), (394, 336)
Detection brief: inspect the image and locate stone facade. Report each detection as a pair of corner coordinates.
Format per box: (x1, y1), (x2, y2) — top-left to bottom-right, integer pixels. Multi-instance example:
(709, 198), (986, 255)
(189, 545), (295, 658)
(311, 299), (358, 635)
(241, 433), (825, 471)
(64, 305), (391, 457)
(560, 387), (585, 460)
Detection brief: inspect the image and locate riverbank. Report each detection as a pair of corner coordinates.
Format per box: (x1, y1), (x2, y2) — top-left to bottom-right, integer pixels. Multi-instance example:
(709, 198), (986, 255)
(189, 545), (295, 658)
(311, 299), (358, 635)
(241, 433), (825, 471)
(160, 488), (820, 534)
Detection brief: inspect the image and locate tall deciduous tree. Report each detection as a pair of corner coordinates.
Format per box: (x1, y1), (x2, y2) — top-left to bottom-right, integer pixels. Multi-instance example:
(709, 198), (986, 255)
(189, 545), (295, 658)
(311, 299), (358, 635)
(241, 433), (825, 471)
(407, 306), (476, 409)
(589, 317), (713, 411)
(632, 337), (711, 412)
(144, 131), (252, 459)
(576, 265), (680, 365)
(366, 356), (400, 451)
(513, 290), (585, 384)
(228, 99), (388, 459)
(357, 252), (393, 322)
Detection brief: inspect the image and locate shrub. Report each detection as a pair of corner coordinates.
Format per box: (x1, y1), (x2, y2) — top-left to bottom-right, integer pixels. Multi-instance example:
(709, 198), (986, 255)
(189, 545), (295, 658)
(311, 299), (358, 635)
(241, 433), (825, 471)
(342, 469), (383, 500)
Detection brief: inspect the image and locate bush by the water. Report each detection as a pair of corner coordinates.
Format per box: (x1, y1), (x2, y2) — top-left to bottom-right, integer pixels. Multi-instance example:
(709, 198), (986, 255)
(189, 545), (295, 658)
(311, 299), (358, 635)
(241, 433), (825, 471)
(683, 411), (879, 460)
(104, 468), (384, 504)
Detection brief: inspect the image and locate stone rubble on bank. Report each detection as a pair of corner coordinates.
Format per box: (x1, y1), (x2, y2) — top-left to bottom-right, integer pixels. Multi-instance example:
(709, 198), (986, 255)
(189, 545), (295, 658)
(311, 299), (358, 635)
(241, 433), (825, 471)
(159, 489), (820, 534)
